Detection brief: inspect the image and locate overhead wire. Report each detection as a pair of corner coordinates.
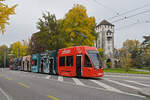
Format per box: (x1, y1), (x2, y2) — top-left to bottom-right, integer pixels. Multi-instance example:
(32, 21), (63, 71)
(88, 0), (150, 28)
(92, 0), (119, 15)
(108, 3), (150, 20)
(111, 9), (150, 23)
(116, 20), (150, 30)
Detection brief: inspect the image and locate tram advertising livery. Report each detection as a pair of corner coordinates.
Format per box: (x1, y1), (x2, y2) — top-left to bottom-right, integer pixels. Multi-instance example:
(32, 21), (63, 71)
(9, 46), (104, 77)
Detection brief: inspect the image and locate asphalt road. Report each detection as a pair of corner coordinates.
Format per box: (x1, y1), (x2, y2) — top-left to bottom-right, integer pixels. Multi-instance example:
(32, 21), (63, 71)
(0, 68), (150, 100)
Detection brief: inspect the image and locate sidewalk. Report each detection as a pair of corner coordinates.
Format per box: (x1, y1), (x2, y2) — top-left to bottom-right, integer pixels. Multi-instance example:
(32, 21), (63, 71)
(133, 69), (150, 72)
(105, 72), (150, 77)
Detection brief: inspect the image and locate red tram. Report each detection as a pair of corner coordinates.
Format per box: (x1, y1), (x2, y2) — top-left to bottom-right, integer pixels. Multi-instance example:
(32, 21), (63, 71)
(10, 46), (104, 78)
(58, 46), (104, 77)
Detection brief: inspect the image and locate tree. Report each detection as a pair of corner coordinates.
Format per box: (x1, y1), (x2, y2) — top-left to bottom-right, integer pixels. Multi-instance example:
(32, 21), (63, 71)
(142, 35), (150, 55)
(0, 0), (17, 33)
(9, 41), (28, 58)
(98, 48), (105, 65)
(0, 45), (8, 67)
(63, 4), (97, 46)
(37, 13), (66, 50)
(122, 39), (142, 68)
(29, 32), (47, 54)
(29, 12), (66, 54)
(119, 48), (132, 72)
(141, 35), (150, 68)
(142, 36), (150, 45)
(30, 4), (97, 54)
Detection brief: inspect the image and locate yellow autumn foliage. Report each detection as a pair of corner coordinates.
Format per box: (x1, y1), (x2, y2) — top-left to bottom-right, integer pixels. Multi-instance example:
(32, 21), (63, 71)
(10, 41), (28, 57)
(0, 0), (17, 33)
(63, 4), (96, 46)
(98, 48), (104, 52)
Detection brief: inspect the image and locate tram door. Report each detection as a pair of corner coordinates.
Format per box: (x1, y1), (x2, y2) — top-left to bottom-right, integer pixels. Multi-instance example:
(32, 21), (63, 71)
(27, 61), (29, 71)
(40, 59), (44, 73)
(76, 55), (82, 77)
(49, 58), (54, 74)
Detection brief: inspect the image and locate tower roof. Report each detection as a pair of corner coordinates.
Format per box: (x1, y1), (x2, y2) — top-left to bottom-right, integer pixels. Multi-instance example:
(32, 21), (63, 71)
(97, 20), (114, 27)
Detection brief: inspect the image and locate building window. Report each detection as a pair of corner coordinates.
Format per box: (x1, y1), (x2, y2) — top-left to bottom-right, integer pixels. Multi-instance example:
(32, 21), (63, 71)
(107, 37), (112, 41)
(66, 56), (73, 66)
(59, 56), (65, 66)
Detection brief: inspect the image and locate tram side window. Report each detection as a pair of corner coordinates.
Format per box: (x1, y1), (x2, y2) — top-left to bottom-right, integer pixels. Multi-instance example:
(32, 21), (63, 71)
(59, 57), (65, 66)
(66, 56), (73, 66)
(84, 55), (92, 67)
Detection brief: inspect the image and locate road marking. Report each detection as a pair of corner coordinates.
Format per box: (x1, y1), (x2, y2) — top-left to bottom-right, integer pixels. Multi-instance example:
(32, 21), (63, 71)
(72, 78), (85, 86)
(125, 80), (150, 87)
(0, 87), (12, 100)
(45, 75), (51, 79)
(18, 82), (30, 88)
(103, 78), (140, 90)
(48, 95), (60, 100)
(58, 76), (63, 82)
(91, 80), (145, 98)
(5, 77), (12, 80)
(91, 80), (123, 93)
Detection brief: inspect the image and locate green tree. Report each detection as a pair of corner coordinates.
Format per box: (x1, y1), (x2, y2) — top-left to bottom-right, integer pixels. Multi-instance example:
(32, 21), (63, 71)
(37, 12), (65, 50)
(141, 35), (150, 68)
(29, 12), (65, 54)
(98, 48), (105, 66)
(142, 36), (150, 45)
(30, 4), (97, 54)
(122, 39), (142, 68)
(29, 31), (47, 54)
(119, 48), (132, 72)
(63, 4), (97, 46)
(0, 0), (17, 33)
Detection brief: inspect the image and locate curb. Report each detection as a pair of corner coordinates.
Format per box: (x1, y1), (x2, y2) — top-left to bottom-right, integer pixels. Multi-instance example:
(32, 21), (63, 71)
(137, 88), (150, 98)
(104, 72), (150, 77)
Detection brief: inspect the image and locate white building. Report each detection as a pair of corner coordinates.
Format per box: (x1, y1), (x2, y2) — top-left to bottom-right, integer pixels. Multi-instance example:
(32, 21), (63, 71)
(95, 20), (114, 68)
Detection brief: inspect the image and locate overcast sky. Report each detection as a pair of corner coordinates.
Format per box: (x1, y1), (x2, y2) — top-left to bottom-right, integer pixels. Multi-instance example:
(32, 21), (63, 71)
(0, 0), (150, 48)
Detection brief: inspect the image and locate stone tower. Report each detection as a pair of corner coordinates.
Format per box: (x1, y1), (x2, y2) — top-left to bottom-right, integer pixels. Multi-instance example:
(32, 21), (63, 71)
(96, 20), (114, 68)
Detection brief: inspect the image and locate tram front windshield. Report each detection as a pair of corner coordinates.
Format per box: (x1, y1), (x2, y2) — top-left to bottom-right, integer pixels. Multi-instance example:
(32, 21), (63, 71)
(87, 50), (102, 69)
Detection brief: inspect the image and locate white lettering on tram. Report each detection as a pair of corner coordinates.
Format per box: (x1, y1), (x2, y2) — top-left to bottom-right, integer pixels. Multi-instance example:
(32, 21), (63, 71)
(61, 50), (71, 54)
